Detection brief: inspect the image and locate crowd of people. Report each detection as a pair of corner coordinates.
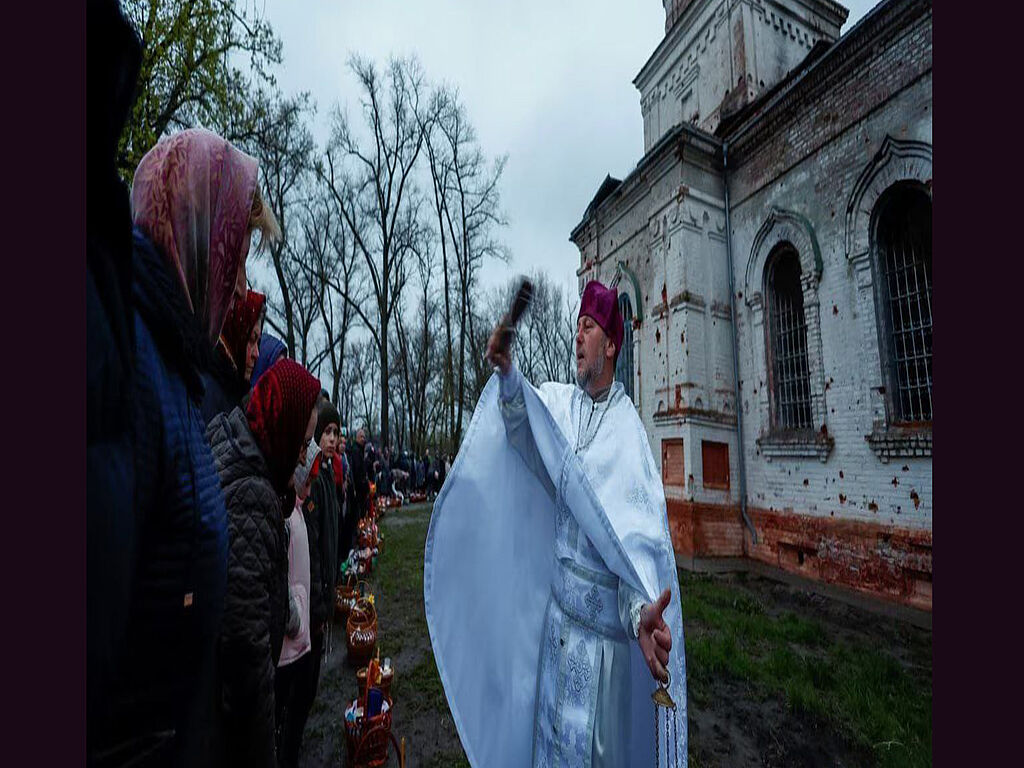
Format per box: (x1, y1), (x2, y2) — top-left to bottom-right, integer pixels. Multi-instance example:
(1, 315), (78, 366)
(86, 4), (444, 766)
(367, 445), (451, 504)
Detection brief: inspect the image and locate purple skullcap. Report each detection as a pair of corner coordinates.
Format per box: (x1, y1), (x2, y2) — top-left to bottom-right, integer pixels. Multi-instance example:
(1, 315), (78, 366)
(578, 280), (624, 361)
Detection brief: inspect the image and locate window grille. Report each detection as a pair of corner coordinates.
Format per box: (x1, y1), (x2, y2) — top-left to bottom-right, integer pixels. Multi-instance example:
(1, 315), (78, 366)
(615, 294), (634, 400)
(766, 247), (813, 430)
(877, 187), (932, 423)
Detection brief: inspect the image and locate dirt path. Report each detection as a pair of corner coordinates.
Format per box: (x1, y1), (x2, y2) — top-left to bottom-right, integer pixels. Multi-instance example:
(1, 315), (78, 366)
(299, 504), (467, 768)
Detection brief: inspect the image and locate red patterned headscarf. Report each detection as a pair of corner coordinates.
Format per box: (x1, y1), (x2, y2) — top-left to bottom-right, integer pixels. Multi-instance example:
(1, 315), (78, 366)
(246, 359), (322, 494)
(221, 289), (266, 379)
(131, 128), (258, 343)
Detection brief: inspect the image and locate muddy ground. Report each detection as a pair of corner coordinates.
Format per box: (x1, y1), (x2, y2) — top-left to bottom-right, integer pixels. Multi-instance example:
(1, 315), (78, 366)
(682, 574), (930, 768)
(298, 503), (931, 767)
(299, 504), (466, 768)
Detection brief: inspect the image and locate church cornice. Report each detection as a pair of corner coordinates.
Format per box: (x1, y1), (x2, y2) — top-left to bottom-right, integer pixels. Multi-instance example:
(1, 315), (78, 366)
(724, 0), (931, 158)
(637, 0), (848, 93)
(570, 123), (722, 242)
(635, 0), (714, 92)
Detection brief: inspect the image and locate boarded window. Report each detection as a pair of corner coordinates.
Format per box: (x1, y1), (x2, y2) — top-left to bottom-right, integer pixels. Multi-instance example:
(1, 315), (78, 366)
(702, 440), (730, 490)
(661, 439), (684, 487)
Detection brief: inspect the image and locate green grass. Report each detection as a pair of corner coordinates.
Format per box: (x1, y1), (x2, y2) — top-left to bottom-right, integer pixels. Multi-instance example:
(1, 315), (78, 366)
(379, 506), (447, 718)
(681, 572), (932, 768)
(397, 653), (449, 714)
(373, 505), (433, 661)
(423, 753), (471, 768)
(374, 504), (469, 764)
(370, 506), (931, 768)
(376, 505), (431, 599)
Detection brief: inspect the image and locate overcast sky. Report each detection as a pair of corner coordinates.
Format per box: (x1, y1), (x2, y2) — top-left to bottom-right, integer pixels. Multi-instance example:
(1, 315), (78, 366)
(260, 0), (879, 301)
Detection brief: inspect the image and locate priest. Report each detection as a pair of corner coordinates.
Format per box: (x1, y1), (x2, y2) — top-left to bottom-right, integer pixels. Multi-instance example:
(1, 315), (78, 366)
(424, 279), (687, 767)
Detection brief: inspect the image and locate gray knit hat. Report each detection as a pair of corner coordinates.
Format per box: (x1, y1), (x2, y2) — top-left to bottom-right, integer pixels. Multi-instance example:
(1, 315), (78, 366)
(293, 438), (321, 492)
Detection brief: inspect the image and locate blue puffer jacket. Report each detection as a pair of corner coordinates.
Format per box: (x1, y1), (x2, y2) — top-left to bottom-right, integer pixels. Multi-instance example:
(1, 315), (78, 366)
(95, 229), (229, 768)
(87, 2), (139, 757)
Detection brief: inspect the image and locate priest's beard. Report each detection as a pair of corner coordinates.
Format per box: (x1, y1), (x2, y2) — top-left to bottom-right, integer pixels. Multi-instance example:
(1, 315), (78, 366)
(576, 340), (608, 392)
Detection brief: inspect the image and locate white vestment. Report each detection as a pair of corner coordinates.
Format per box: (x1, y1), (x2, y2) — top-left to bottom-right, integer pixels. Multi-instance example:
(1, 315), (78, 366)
(425, 368), (687, 767)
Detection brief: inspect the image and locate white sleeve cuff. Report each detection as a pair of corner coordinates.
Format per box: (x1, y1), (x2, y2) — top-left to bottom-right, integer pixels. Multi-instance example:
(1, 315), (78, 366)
(498, 364), (523, 402)
(629, 599), (644, 640)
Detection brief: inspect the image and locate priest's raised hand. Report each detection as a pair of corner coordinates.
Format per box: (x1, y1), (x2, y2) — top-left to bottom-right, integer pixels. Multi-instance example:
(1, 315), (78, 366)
(640, 588), (674, 683)
(485, 321), (513, 376)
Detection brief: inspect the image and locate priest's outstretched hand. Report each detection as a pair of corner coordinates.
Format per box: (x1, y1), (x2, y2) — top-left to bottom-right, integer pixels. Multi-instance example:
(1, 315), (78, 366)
(639, 588), (673, 684)
(486, 320), (513, 376)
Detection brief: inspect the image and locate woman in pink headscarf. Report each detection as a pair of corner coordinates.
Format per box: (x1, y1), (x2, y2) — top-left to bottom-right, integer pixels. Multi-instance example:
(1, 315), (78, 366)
(131, 127), (279, 342)
(99, 129), (280, 767)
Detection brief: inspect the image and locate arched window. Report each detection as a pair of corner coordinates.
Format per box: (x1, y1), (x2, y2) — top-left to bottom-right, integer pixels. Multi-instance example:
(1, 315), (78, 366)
(873, 184), (932, 423)
(765, 244), (812, 430)
(615, 293), (634, 400)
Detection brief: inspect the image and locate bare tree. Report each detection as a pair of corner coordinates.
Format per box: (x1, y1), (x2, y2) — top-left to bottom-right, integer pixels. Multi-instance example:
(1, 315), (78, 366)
(243, 88), (316, 356)
(300, 183), (366, 402)
(337, 340), (359, 433)
(318, 55), (428, 445)
(347, 339), (380, 435)
(489, 271), (576, 388)
(285, 234), (321, 367)
(524, 272), (576, 385)
(394, 243), (440, 455)
(423, 88), (509, 448)
(420, 87), (457, 450)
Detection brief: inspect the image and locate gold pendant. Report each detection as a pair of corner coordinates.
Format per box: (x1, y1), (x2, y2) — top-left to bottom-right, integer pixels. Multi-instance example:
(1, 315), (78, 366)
(652, 667), (675, 709)
(651, 683), (676, 709)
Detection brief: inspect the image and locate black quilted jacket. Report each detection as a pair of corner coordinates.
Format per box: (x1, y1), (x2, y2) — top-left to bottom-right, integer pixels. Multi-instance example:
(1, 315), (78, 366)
(308, 458), (340, 632)
(206, 408), (289, 768)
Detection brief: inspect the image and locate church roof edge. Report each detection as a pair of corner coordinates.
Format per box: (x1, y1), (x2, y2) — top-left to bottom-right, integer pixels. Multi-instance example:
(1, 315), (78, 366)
(570, 122), (722, 242)
(721, 0), (929, 152)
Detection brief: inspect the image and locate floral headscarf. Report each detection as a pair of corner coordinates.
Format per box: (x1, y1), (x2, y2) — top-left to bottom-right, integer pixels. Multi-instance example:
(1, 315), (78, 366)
(246, 359), (322, 494)
(131, 128), (258, 343)
(221, 289), (266, 379)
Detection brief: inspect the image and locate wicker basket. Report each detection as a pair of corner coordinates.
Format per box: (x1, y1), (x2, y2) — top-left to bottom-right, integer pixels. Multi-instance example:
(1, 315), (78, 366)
(359, 517), (379, 550)
(335, 574), (358, 621)
(345, 656), (400, 767)
(357, 664), (395, 702)
(344, 706), (395, 768)
(346, 598), (378, 666)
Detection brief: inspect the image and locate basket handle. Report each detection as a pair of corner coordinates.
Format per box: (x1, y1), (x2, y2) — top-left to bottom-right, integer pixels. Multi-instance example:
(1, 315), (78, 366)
(360, 599), (377, 623)
(351, 597), (376, 622)
(354, 724), (400, 763)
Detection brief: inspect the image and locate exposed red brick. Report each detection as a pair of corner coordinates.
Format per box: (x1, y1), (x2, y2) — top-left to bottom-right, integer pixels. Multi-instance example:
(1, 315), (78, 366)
(666, 499), (744, 558)
(746, 507), (932, 611)
(664, 501), (932, 612)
